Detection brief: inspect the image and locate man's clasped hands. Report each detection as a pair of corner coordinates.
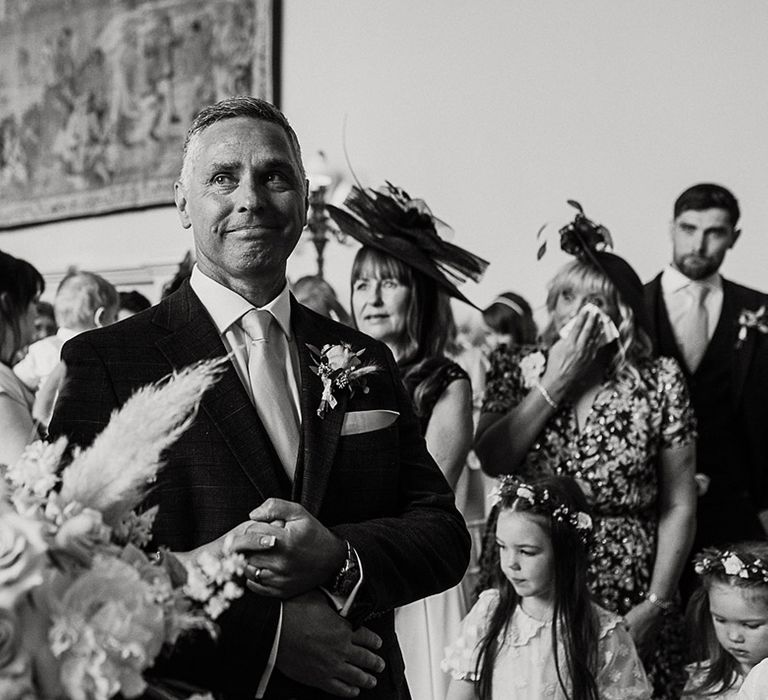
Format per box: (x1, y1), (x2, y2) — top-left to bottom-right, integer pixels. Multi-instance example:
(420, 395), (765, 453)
(179, 498), (384, 698)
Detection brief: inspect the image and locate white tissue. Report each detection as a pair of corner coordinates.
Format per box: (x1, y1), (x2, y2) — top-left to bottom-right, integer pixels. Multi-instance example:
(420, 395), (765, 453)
(558, 302), (619, 346)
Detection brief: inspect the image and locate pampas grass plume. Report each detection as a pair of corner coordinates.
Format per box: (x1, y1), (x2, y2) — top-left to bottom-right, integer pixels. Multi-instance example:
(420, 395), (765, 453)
(60, 357), (228, 526)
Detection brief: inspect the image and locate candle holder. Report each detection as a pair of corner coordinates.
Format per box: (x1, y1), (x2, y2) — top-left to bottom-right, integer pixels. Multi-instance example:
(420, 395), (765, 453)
(304, 151), (347, 278)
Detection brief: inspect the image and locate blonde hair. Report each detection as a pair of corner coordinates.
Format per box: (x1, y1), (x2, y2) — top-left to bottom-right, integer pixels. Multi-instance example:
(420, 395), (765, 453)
(55, 271), (118, 331)
(542, 259), (652, 386)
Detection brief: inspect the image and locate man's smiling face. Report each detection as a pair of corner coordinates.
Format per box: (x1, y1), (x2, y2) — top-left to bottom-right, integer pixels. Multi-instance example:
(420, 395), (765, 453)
(174, 116), (308, 289)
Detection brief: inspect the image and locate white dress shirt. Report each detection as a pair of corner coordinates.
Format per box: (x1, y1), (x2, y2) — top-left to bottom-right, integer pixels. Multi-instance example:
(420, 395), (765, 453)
(189, 266), (362, 697)
(661, 265), (723, 349)
(190, 265), (302, 422)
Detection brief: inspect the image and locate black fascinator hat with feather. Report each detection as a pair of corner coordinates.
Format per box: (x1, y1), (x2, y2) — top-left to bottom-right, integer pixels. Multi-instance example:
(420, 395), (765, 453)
(327, 182), (488, 307)
(539, 201), (651, 338)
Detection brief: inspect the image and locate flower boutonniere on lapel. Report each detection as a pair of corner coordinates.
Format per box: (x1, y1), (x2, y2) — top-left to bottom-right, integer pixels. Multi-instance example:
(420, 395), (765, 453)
(307, 343), (381, 418)
(519, 350), (546, 388)
(736, 306), (768, 348)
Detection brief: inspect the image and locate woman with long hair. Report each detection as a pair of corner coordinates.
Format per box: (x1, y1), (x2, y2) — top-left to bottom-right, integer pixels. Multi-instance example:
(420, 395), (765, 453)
(0, 249), (44, 464)
(474, 205), (697, 698)
(329, 181), (487, 700)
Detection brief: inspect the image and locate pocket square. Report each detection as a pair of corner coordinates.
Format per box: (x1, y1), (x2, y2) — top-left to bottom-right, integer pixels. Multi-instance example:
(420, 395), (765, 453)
(341, 409), (400, 436)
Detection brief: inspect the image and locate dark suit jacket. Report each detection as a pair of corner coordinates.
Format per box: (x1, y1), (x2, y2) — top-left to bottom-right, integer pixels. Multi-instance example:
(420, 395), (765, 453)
(49, 281), (470, 699)
(645, 274), (768, 539)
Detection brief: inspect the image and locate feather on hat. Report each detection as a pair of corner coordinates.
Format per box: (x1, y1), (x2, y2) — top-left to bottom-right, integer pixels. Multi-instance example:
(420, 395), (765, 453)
(539, 201), (652, 338)
(327, 182), (488, 307)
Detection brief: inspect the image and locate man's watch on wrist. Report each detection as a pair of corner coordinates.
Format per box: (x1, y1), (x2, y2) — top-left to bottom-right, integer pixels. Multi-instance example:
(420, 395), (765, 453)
(329, 540), (360, 597)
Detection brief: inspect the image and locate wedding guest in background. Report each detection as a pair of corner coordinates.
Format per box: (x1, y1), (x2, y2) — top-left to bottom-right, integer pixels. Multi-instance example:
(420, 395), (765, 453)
(51, 96), (470, 699)
(117, 289), (152, 320)
(474, 207), (697, 698)
(14, 270), (118, 392)
(330, 181), (487, 700)
(33, 300), (57, 341)
(644, 184), (768, 600)
(684, 542), (768, 698)
(292, 274), (352, 325)
(0, 250), (44, 465)
(444, 476), (652, 700)
(481, 290), (538, 351)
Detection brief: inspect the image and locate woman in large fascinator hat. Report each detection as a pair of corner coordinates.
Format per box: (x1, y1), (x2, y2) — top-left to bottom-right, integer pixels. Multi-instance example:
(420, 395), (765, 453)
(327, 182), (487, 308)
(328, 181), (486, 700)
(474, 201), (698, 699)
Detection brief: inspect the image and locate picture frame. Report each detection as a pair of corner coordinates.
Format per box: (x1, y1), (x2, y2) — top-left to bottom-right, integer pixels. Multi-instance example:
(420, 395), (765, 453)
(0, 0), (279, 229)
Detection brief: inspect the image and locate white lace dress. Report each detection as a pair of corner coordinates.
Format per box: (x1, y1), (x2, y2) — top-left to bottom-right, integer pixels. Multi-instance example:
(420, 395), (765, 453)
(683, 662), (744, 698)
(442, 589), (652, 699)
(739, 658), (768, 699)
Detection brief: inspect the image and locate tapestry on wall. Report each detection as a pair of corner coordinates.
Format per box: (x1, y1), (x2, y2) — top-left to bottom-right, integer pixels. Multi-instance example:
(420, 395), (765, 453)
(0, 0), (277, 229)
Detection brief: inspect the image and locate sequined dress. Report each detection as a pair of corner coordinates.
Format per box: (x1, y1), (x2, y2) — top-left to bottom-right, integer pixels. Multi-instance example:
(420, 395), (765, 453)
(481, 346), (696, 699)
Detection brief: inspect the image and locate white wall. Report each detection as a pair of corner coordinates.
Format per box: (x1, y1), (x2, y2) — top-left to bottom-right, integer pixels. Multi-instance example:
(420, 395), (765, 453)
(3, 1), (768, 323)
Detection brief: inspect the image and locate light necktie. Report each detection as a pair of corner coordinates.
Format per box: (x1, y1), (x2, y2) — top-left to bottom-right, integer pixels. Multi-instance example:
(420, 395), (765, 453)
(239, 309), (300, 478)
(680, 284), (709, 373)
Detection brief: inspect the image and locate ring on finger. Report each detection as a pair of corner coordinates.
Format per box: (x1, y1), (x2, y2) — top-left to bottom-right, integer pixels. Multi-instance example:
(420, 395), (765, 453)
(253, 567), (262, 584)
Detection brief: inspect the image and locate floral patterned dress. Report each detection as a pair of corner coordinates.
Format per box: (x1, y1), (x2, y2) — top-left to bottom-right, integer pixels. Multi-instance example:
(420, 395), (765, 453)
(481, 345), (696, 699)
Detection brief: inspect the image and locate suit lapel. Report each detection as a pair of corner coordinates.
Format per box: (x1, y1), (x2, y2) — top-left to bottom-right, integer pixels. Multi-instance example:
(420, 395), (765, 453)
(291, 300), (346, 516)
(646, 275), (690, 374)
(154, 284), (289, 501)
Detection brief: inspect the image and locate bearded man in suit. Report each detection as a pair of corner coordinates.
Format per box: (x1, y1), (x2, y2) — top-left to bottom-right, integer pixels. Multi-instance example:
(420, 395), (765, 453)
(644, 184), (768, 594)
(50, 97), (470, 699)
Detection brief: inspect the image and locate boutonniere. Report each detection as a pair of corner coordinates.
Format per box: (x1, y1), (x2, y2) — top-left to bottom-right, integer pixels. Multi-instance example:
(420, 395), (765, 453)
(736, 306), (768, 348)
(307, 342), (381, 418)
(519, 350), (546, 388)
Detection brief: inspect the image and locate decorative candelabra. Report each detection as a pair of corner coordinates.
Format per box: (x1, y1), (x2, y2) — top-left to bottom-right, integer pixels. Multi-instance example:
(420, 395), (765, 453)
(304, 150), (347, 279)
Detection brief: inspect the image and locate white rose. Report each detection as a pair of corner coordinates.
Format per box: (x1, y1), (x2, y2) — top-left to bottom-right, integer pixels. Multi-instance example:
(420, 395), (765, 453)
(516, 486), (536, 502)
(575, 512), (593, 531)
(722, 553), (744, 577)
(519, 351), (546, 389)
(324, 344), (360, 372)
(0, 512), (47, 608)
(54, 508), (111, 563)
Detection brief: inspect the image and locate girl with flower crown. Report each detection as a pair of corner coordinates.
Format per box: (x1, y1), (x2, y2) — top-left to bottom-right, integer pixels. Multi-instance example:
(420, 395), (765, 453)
(329, 182), (488, 700)
(474, 204), (697, 698)
(683, 542), (768, 698)
(443, 475), (651, 699)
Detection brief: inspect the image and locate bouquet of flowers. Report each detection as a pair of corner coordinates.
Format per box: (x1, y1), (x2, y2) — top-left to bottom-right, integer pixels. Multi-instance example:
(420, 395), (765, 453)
(0, 358), (247, 700)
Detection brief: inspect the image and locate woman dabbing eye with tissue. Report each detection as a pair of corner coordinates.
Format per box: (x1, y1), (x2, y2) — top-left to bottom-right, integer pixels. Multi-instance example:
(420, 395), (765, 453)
(474, 205), (698, 700)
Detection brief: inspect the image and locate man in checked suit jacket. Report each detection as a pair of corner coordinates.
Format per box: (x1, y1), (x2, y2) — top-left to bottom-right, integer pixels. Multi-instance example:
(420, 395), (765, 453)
(50, 97), (470, 699)
(644, 184), (768, 596)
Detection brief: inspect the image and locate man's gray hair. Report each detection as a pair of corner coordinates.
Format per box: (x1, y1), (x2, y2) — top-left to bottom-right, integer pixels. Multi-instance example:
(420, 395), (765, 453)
(179, 96), (306, 188)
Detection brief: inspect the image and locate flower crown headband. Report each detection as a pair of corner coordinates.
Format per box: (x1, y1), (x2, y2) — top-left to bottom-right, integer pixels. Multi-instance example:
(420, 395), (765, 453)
(488, 477), (593, 542)
(694, 547), (768, 584)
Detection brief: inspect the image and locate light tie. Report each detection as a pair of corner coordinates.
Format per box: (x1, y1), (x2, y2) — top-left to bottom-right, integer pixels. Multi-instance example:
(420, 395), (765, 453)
(680, 284), (709, 373)
(239, 309), (300, 478)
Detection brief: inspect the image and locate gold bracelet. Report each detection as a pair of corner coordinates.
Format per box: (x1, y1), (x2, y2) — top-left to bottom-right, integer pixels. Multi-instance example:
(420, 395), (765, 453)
(646, 591), (674, 613)
(533, 381), (558, 410)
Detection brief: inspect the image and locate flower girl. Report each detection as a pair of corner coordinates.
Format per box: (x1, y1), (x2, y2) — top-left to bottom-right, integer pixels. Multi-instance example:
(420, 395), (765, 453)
(683, 542), (768, 698)
(443, 475), (651, 700)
